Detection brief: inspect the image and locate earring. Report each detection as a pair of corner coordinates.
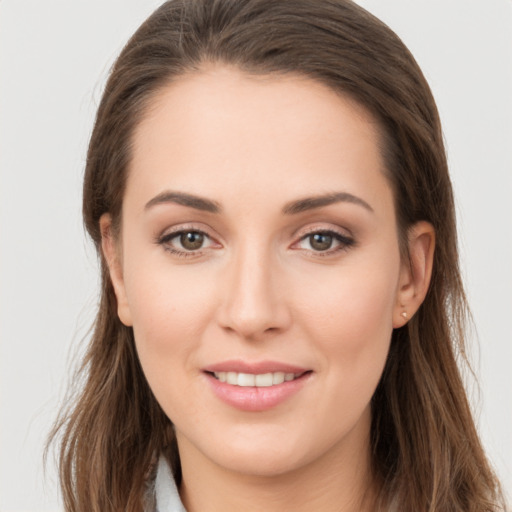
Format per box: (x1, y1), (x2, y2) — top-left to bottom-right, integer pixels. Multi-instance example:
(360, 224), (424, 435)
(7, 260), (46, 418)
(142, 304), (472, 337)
(401, 311), (407, 319)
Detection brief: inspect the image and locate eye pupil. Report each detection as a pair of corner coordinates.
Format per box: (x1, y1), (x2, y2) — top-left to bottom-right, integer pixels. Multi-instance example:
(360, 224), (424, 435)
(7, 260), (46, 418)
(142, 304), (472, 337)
(310, 233), (332, 251)
(180, 231), (204, 250)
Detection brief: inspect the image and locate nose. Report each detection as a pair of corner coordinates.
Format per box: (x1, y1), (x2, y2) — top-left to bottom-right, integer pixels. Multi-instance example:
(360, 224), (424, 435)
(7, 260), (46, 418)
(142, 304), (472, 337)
(216, 242), (292, 341)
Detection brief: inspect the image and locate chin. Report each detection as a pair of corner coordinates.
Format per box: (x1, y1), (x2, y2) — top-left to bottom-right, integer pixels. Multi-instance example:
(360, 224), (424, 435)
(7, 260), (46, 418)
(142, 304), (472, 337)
(177, 418), (359, 480)
(210, 445), (310, 477)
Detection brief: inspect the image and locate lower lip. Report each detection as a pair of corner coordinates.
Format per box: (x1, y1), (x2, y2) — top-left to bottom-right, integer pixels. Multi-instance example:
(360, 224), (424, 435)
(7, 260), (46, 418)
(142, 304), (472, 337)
(205, 372), (311, 412)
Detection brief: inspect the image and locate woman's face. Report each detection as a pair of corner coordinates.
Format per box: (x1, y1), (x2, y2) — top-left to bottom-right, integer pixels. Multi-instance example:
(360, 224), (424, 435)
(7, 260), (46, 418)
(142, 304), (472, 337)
(104, 66), (417, 477)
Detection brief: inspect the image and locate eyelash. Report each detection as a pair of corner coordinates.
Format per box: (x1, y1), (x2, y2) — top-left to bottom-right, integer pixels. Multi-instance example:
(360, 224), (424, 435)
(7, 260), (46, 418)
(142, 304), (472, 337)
(294, 228), (355, 257)
(156, 227), (355, 259)
(156, 227), (215, 259)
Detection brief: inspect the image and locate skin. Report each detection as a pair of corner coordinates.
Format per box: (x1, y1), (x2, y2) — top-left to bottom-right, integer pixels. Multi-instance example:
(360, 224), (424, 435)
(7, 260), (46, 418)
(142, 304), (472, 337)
(101, 65), (434, 512)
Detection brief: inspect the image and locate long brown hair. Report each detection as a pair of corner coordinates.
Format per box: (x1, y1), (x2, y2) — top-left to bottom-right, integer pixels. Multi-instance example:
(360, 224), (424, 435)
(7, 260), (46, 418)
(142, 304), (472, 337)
(48, 1), (506, 510)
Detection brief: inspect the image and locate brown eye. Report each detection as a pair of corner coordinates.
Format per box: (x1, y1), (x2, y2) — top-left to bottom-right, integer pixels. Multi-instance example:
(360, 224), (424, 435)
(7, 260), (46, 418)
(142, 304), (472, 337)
(309, 233), (333, 251)
(294, 230), (355, 255)
(180, 231), (205, 250)
(157, 228), (217, 258)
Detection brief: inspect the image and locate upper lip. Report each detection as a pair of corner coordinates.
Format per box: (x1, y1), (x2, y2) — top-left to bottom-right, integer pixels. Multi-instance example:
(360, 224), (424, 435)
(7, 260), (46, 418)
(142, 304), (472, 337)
(202, 359), (310, 375)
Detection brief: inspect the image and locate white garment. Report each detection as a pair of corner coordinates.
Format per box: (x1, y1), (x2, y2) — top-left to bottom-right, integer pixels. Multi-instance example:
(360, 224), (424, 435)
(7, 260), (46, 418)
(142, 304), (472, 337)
(154, 456), (187, 512)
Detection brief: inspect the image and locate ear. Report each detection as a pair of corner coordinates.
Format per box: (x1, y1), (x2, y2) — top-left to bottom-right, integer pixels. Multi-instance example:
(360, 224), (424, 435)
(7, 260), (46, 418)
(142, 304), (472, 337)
(99, 214), (133, 326)
(393, 221), (435, 328)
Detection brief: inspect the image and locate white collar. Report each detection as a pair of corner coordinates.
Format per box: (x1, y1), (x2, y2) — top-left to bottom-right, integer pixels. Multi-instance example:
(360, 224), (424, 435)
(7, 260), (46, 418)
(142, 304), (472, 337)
(154, 455), (187, 512)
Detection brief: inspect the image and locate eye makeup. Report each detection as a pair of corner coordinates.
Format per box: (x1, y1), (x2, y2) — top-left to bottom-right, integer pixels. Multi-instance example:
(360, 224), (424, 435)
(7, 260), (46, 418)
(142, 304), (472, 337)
(154, 222), (219, 259)
(154, 223), (356, 260)
(293, 229), (356, 256)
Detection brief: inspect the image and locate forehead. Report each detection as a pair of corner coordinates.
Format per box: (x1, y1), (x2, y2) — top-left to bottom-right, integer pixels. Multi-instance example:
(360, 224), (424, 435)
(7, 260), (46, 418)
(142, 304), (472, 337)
(126, 65), (392, 217)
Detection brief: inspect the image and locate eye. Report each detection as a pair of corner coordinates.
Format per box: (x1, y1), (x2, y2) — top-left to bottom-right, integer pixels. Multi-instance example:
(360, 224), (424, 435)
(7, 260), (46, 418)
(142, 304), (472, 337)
(177, 231), (206, 250)
(306, 232), (335, 251)
(157, 228), (216, 257)
(295, 230), (355, 254)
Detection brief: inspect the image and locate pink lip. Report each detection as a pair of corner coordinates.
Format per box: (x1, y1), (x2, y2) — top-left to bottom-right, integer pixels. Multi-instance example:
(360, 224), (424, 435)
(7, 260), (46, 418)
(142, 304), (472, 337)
(202, 360), (312, 412)
(202, 359), (309, 374)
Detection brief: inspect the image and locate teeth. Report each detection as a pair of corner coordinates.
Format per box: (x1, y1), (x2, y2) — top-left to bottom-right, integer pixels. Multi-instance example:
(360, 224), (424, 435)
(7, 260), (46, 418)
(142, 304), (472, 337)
(273, 372), (285, 385)
(238, 373), (255, 386)
(213, 371), (300, 387)
(255, 373), (273, 387)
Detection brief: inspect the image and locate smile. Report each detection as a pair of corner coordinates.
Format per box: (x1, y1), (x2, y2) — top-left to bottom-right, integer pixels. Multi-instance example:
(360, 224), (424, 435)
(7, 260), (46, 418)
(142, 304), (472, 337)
(212, 371), (301, 387)
(204, 365), (312, 412)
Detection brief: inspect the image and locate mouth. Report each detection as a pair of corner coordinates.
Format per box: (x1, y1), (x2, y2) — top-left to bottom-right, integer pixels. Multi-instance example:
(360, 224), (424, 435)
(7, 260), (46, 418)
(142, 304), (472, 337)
(202, 363), (313, 412)
(207, 370), (308, 387)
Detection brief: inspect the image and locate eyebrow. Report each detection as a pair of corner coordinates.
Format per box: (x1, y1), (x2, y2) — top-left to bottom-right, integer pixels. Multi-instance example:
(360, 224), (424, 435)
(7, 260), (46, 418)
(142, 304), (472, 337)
(282, 192), (374, 215)
(144, 190), (373, 215)
(145, 191), (222, 213)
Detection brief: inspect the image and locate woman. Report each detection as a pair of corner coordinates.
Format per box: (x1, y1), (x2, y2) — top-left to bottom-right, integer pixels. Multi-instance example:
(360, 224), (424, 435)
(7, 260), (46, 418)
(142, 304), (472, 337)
(49, 0), (507, 510)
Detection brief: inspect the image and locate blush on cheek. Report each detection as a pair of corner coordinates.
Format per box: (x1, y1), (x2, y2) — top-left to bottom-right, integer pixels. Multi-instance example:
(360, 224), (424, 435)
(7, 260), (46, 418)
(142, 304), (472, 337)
(129, 287), (210, 390)
(306, 274), (395, 346)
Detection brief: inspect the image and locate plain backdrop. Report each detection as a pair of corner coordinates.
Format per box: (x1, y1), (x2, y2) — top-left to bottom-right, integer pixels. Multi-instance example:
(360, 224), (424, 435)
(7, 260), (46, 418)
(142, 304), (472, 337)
(1, 1), (511, 510)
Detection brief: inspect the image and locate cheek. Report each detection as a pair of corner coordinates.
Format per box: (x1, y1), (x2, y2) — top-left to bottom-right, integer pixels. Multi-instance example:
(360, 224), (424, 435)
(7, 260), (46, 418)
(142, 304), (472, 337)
(297, 253), (399, 347)
(121, 253), (217, 387)
(295, 250), (399, 404)
(124, 267), (216, 423)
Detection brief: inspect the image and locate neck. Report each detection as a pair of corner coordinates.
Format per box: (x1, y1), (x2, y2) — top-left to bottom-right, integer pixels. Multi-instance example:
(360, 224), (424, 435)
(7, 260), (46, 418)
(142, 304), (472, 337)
(177, 412), (378, 512)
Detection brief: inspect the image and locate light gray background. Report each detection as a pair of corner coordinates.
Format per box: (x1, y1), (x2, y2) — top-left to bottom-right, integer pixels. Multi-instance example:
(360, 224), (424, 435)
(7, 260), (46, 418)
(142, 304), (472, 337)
(1, 1), (511, 510)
